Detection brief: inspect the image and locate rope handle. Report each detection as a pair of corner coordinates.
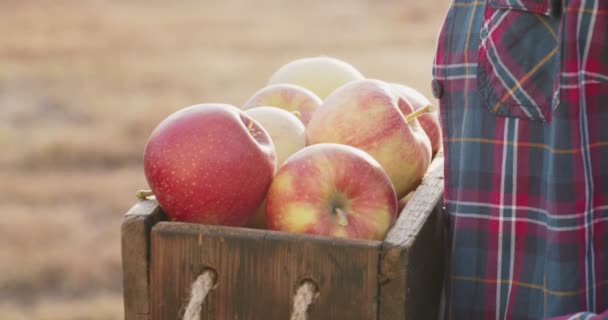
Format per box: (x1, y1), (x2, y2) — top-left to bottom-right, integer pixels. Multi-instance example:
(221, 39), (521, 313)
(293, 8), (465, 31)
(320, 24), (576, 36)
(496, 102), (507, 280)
(183, 269), (217, 320)
(290, 280), (319, 320)
(181, 270), (319, 320)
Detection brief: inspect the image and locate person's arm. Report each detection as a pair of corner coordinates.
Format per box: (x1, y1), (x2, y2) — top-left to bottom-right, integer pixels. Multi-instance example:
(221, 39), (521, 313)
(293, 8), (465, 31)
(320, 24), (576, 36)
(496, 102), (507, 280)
(547, 310), (608, 320)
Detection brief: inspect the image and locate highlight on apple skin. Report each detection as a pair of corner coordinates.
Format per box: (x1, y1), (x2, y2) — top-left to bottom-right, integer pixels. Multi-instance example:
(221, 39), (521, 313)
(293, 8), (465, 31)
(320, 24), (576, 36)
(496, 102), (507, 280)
(265, 143), (398, 241)
(306, 79), (432, 199)
(267, 56), (365, 100)
(143, 103), (276, 227)
(242, 83), (322, 126)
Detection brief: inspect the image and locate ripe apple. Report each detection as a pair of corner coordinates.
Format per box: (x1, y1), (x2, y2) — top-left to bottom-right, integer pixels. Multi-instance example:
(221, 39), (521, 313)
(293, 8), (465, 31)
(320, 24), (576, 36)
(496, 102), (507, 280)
(243, 106), (307, 228)
(306, 79), (432, 198)
(266, 143), (398, 240)
(143, 103), (276, 226)
(392, 83), (442, 155)
(242, 84), (322, 126)
(267, 56), (365, 99)
(244, 106), (306, 166)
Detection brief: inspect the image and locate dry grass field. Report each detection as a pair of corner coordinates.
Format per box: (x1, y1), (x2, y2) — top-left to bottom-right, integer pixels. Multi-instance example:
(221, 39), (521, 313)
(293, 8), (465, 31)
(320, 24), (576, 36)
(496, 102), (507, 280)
(0, 1), (449, 318)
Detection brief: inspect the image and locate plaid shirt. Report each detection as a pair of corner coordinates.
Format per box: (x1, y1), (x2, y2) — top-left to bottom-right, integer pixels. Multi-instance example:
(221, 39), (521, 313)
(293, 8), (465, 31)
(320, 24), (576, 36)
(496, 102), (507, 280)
(433, 0), (608, 319)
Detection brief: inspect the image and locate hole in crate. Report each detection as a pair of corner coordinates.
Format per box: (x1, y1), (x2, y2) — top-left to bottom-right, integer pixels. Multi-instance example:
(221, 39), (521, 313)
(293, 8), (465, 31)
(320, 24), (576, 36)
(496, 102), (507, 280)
(200, 267), (218, 289)
(296, 278), (320, 298)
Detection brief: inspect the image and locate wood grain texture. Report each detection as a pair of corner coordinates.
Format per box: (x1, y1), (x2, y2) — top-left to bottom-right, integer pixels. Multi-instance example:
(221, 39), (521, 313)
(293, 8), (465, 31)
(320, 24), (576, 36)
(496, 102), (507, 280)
(150, 223), (382, 320)
(378, 152), (445, 319)
(122, 199), (166, 320)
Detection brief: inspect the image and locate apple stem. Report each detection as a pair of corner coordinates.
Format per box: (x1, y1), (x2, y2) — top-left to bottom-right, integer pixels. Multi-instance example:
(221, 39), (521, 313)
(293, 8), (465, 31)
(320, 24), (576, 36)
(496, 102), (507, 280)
(335, 208), (349, 227)
(405, 104), (433, 123)
(136, 189), (154, 200)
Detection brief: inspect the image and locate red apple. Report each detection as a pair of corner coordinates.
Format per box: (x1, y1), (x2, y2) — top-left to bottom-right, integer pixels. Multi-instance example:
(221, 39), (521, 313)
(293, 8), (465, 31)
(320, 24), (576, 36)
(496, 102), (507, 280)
(143, 103), (276, 226)
(266, 143), (398, 240)
(306, 79), (432, 199)
(392, 83), (442, 155)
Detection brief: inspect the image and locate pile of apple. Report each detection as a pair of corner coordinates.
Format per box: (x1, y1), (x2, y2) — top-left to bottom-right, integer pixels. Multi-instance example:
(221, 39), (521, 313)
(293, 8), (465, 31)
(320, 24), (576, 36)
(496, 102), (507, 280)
(140, 56), (441, 241)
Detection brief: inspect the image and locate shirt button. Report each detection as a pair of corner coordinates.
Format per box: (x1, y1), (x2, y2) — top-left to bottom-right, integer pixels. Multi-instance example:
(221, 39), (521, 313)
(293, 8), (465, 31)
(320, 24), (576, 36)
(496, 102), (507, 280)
(431, 79), (443, 99)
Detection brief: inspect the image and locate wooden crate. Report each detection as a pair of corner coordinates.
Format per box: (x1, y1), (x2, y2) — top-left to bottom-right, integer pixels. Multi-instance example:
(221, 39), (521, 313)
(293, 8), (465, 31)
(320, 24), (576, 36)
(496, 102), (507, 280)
(122, 154), (445, 320)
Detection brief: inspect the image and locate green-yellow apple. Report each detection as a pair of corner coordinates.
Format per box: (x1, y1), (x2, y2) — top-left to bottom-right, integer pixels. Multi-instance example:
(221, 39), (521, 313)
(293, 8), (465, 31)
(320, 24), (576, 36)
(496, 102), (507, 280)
(267, 56), (364, 99)
(243, 106), (307, 228)
(266, 143), (397, 240)
(143, 103), (276, 226)
(242, 84), (322, 126)
(392, 83), (442, 155)
(306, 79), (431, 198)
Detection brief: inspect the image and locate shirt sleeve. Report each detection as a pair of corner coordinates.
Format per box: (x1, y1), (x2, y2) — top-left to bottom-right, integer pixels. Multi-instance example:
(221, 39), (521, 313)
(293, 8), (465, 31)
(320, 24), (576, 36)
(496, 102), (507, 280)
(546, 309), (608, 320)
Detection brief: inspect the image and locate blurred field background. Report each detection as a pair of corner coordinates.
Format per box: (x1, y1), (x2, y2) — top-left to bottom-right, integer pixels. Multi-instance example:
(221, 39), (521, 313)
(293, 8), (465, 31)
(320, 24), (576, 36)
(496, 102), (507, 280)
(0, 0), (449, 319)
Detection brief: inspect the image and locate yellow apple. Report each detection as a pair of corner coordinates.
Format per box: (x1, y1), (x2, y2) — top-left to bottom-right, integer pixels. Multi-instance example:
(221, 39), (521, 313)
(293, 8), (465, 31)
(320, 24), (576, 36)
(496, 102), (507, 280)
(267, 56), (364, 99)
(242, 84), (322, 126)
(244, 106), (306, 166)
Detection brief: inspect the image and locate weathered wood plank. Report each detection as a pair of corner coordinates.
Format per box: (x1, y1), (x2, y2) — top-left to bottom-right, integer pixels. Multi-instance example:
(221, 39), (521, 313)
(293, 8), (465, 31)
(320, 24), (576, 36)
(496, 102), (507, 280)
(150, 223), (381, 320)
(378, 153), (445, 319)
(121, 199), (165, 320)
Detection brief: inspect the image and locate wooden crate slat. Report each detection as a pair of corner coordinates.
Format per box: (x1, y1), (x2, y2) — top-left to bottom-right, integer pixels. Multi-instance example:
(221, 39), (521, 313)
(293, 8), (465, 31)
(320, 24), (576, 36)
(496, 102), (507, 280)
(121, 199), (166, 320)
(150, 223), (382, 320)
(379, 153), (445, 319)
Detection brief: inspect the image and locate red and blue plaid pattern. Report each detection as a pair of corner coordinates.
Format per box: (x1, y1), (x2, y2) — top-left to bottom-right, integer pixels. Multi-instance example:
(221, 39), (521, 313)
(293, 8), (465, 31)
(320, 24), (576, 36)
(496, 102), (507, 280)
(433, 0), (608, 319)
